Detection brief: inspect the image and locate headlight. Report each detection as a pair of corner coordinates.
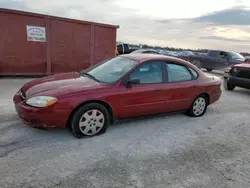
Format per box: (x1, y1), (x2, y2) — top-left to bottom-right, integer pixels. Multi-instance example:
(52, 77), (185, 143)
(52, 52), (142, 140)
(232, 67), (237, 73)
(225, 68), (231, 73)
(26, 96), (57, 108)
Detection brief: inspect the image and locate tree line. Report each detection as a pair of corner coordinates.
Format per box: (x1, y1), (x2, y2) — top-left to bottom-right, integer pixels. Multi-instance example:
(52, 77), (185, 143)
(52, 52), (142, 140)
(118, 41), (250, 56)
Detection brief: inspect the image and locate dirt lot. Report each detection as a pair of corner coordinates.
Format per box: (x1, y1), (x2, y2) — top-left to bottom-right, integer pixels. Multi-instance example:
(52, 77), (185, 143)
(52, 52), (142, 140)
(1, 75), (250, 188)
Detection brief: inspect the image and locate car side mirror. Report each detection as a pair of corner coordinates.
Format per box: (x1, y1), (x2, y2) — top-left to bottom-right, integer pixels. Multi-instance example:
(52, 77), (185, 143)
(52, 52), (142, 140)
(127, 78), (140, 86)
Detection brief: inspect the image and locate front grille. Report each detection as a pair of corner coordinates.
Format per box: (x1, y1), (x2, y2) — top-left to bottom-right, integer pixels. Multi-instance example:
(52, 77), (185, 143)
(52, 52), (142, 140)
(236, 69), (250, 79)
(20, 89), (26, 100)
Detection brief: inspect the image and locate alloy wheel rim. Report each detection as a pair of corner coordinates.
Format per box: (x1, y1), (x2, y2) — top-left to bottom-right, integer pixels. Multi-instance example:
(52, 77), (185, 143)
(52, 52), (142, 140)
(79, 109), (105, 136)
(193, 97), (206, 116)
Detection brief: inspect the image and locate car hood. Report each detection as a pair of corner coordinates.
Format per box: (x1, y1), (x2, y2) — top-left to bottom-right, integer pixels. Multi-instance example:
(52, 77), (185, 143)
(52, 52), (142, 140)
(22, 72), (107, 97)
(232, 59), (245, 64)
(233, 63), (250, 68)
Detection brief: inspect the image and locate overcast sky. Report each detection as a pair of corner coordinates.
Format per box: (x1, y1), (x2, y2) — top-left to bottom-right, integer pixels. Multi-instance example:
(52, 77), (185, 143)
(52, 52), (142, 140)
(1, 0), (250, 52)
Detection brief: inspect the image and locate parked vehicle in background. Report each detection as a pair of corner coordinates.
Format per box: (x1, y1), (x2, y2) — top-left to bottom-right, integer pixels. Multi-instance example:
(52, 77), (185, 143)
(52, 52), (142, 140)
(195, 52), (207, 56)
(117, 43), (139, 55)
(186, 50), (245, 72)
(161, 50), (179, 57)
(224, 63), (250, 90)
(178, 51), (196, 61)
(200, 52), (207, 55)
(130, 49), (161, 54)
(14, 54), (222, 138)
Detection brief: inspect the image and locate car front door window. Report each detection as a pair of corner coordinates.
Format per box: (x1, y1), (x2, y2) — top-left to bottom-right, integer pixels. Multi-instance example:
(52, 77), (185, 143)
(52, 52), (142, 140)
(129, 61), (163, 84)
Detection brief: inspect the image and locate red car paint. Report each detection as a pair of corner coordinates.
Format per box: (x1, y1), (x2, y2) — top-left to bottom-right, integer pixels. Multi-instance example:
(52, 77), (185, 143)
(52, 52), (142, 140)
(13, 54), (222, 129)
(233, 63), (250, 68)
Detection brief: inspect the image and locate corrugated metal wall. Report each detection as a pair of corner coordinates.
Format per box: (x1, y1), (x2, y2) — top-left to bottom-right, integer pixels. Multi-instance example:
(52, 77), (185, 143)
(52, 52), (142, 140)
(0, 9), (118, 75)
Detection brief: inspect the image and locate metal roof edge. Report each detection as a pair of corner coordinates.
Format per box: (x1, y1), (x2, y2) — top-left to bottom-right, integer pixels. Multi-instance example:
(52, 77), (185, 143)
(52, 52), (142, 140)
(0, 8), (119, 29)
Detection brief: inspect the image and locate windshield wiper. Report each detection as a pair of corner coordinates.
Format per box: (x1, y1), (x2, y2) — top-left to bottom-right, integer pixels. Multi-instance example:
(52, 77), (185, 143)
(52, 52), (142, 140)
(79, 71), (100, 82)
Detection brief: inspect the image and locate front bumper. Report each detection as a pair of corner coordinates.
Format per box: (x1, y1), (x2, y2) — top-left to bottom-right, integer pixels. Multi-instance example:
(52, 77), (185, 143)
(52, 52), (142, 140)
(224, 74), (250, 89)
(13, 90), (71, 129)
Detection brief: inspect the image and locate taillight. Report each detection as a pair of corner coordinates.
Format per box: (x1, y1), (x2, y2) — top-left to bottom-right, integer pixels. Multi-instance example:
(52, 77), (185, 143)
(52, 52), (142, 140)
(231, 67), (238, 73)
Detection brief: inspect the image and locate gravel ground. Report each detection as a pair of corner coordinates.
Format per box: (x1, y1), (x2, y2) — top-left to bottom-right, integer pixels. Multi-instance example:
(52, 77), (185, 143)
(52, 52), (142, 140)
(0, 75), (250, 188)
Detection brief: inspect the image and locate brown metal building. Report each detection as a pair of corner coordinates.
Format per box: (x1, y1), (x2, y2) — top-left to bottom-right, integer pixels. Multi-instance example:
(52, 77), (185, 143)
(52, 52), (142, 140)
(0, 8), (119, 75)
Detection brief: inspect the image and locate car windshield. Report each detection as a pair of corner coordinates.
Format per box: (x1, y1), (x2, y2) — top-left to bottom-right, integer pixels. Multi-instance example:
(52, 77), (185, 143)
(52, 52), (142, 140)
(79, 56), (138, 84)
(229, 52), (244, 59)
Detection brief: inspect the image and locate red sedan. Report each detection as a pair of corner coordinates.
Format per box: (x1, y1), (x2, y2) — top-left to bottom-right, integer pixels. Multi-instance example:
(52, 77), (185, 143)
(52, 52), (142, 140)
(13, 54), (222, 138)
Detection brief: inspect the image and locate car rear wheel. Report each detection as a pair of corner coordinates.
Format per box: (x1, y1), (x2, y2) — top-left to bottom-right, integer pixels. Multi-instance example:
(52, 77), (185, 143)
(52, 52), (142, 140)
(187, 95), (208, 117)
(206, 68), (213, 72)
(192, 60), (201, 69)
(223, 80), (235, 91)
(70, 103), (110, 138)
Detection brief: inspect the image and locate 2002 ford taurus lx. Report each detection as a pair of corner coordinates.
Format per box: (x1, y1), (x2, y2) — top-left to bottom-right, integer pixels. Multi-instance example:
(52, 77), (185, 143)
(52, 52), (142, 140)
(14, 54), (222, 138)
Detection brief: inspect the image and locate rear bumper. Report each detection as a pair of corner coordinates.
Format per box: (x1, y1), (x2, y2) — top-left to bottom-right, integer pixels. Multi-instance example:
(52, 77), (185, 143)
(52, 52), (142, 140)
(13, 91), (71, 129)
(224, 74), (250, 89)
(210, 92), (222, 104)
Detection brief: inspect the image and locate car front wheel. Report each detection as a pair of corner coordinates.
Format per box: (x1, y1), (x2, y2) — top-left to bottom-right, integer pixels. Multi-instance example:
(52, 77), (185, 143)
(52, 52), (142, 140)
(70, 103), (110, 138)
(223, 79), (235, 91)
(187, 95), (208, 117)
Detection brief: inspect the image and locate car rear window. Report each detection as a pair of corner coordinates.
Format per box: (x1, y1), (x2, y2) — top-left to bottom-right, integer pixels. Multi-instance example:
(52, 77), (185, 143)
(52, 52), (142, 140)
(130, 61), (163, 84)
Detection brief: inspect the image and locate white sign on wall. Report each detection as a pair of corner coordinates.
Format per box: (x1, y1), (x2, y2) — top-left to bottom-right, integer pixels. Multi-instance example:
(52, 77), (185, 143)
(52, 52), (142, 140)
(26, 26), (46, 42)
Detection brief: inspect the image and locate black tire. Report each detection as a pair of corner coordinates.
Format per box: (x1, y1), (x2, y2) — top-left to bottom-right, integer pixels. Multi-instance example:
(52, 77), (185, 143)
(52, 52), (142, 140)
(187, 94), (208, 117)
(70, 103), (110, 138)
(206, 68), (213, 72)
(223, 80), (235, 91)
(192, 60), (202, 69)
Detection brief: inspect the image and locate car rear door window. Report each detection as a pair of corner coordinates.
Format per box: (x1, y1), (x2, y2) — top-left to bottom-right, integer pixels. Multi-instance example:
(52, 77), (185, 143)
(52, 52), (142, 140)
(188, 67), (198, 79)
(130, 61), (163, 84)
(166, 63), (192, 82)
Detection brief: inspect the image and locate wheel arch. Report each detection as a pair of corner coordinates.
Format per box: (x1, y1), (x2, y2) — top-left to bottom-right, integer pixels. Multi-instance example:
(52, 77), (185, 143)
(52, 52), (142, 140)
(198, 93), (210, 105)
(67, 100), (115, 127)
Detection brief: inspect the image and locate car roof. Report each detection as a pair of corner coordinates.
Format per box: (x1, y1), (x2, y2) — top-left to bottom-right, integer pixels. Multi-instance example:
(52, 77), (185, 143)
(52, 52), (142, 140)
(119, 53), (185, 63)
